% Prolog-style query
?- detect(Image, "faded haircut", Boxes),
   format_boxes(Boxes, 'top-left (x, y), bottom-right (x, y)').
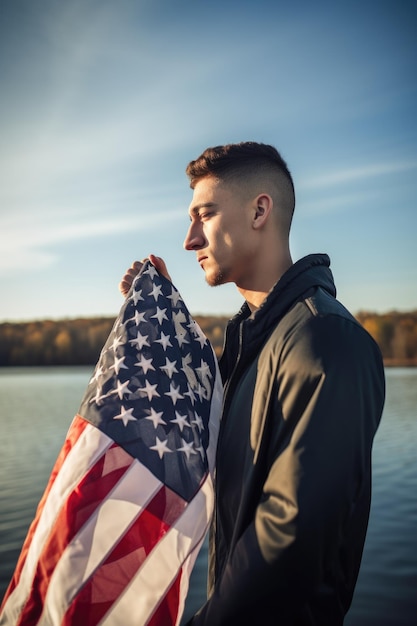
top-left (186, 142), bottom-right (293, 192)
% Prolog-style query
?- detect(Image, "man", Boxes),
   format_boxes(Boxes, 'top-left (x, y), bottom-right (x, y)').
top-left (120, 142), bottom-right (385, 625)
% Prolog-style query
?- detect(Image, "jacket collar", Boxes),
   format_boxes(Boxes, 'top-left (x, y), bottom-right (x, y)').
top-left (220, 254), bottom-right (336, 377)
top-left (236, 253), bottom-right (335, 325)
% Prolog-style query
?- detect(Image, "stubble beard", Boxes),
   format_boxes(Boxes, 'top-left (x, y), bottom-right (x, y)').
top-left (205, 266), bottom-right (227, 287)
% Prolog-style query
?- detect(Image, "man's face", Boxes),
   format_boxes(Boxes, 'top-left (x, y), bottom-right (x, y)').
top-left (183, 176), bottom-right (255, 288)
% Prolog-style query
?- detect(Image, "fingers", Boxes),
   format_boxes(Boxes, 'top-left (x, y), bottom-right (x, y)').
top-left (118, 260), bottom-right (144, 297)
top-left (148, 254), bottom-right (172, 282)
top-left (118, 256), bottom-right (172, 298)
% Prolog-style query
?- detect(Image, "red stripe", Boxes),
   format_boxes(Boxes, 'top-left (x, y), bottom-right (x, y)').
top-left (0, 415), bottom-right (89, 609)
top-left (16, 437), bottom-right (134, 626)
top-left (62, 485), bottom-right (188, 625)
top-left (147, 570), bottom-right (182, 626)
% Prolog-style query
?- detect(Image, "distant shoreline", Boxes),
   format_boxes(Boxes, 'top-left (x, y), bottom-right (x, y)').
top-left (382, 359), bottom-right (417, 368)
top-left (1, 311), bottom-right (417, 367)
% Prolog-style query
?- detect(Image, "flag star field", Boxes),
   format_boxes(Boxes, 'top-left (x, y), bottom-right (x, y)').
top-left (80, 261), bottom-right (219, 502)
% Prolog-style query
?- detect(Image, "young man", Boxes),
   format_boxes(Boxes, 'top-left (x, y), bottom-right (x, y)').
top-left (120, 142), bottom-right (385, 625)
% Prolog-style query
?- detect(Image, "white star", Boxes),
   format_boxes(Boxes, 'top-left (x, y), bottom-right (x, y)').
top-left (192, 413), bottom-right (204, 432)
top-left (197, 359), bottom-right (213, 398)
top-left (196, 359), bottom-right (212, 379)
top-left (145, 407), bottom-right (166, 428)
top-left (138, 379), bottom-right (160, 401)
top-left (113, 405), bottom-right (136, 426)
top-left (151, 307), bottom-right (168, 325)
top-left (132, 288), bottom-right (144, 305)
top-left (127, 310), bottom-right (146, 326)
top-left (184, 382), bottom-right (196, 405)
top-left (160, 357), bottom-right (178, 379)
top-left (135, 354), bottom-right (155, 374)
top-left (172, 411), bottom-right (191, 432)
top-left (173, 310), bottom-right (188, 338)
top-left (150, 436), bottom-right (172, 459)
top-left (177, 438), bottom-right (197, 460)
top-left (115, 379), bottom-right (132, 399)
top-left (110, 335), bottom-right (124, 352)
top-left (189, 320), bottom-right (207, 348)
top-left (89, 387), bottom-right (105, 405)
top-left (111, 355), bottom-right (129, 374)
top-left (155, 332), bottom-right (172, 351)
top-left (148, 283), bottom-right (163, 302)
top-left (196, 383), bottom-right (206, 402)
top-left (165, 382), bottom-right (184, 405)
top-left (167, 287), bottom-right (182, 307)
top-left (196, 445), bottom-right (205, 459)
top-left (129, 331), bottom-right (150, 350)
top-left (176, 331), bottom-right (190, 347)
top-left (145, 264), bottom-right (159, 279)
top-left (182, 353), bottom-right (198, 388)
top-left (89, 365), bottom-right (105, 384)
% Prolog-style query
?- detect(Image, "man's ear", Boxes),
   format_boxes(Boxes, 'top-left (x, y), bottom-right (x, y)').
top-left (252, 194), bottom-right (273, 229)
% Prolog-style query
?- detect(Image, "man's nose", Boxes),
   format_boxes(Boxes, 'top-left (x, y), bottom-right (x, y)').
top-left (183, 223), bottom-right (204, 250)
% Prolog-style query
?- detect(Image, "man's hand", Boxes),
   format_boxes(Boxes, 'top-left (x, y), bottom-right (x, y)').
top-left (118, 255), bottom-right (171, 298)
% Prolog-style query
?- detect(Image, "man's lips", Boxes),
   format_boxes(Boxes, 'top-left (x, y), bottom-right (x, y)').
top-left (197, 255), bottom-right (208, 267)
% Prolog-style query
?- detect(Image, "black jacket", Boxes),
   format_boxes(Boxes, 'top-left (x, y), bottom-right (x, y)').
top-left (188, 254), bottom-right (385, 625)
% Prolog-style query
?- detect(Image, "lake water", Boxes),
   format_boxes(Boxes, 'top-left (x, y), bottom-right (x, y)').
top-left (0, 366), bottom-right (416, 624)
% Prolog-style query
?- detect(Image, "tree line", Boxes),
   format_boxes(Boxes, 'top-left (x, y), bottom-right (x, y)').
top-left (355, 310), bottom-right (417, 366)
top-left (0, 316), bottom-right (229, 366)
top-left (0, 311), bottom-right (416, 367)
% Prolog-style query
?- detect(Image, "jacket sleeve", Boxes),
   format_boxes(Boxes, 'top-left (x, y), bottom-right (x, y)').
top-left (186, 313), bottom-right (385, 625)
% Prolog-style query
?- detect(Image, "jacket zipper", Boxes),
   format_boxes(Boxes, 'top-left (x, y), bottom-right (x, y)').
top-left (213, 319), bottom-right (245, 584)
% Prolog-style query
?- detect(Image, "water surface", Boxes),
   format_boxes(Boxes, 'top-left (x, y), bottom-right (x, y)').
top-left (0, 366), bottom-right (416, 624)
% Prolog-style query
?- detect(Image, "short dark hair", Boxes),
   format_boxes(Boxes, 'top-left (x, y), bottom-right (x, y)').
top-left (185, 141), bottom-right (294, 197)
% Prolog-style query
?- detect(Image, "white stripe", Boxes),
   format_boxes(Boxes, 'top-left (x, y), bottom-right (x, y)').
top-left (38, 460), bottom-right (162, 626)
top-left (0, 420), bottom-right (112, 626)
top-left (99, 474), bottom-right (215, 626)
top-left (174, 534), bottom-right (206, 626)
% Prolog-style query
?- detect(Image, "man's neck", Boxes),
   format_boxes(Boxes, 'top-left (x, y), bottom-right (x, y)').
top-left (238, 288), bottom-right (269, 313)
top-left (237, 257), bottom-right (293, 312)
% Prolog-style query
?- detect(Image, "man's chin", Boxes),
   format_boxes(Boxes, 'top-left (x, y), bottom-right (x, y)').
top-left (205, 271), bottom-right (227, 287)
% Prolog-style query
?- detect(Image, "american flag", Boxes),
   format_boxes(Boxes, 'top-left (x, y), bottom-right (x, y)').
top-left (1, 261), bottom-right (222, 626)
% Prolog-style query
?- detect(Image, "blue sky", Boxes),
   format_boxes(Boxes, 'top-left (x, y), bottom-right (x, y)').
top-left (1, 0), bottom-right (416, 322)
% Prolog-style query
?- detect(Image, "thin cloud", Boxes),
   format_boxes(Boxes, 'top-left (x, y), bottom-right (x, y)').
top-left (300, 160), bottom-right (417, 190)
top-left (0, 208), bottom-right (184, 274)
top-left (297, 190), bottom-right (381, 217)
